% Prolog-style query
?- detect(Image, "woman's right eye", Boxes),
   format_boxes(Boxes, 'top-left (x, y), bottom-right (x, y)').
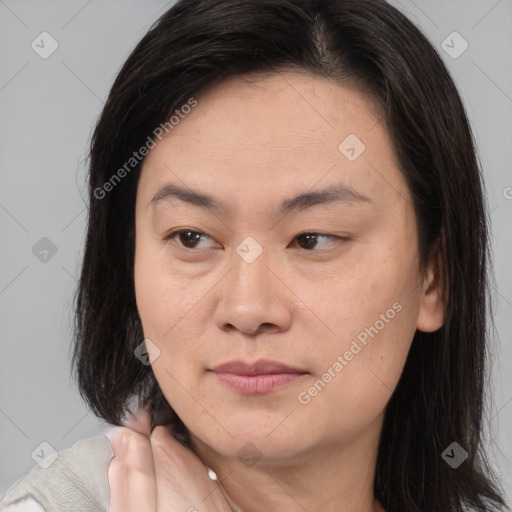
top-left (165, 229), bottom-right (220, 250)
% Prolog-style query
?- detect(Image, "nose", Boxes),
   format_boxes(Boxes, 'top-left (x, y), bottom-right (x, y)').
top-left (214, 246), bottom-right (293, 337)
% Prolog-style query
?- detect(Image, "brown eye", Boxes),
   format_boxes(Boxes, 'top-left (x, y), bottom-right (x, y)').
top-left (293, 233), bottom-right (340, 251)
top-left (178, 230), bottom-right (203, 248)
top-left (166, 229), bottom-right (218, 250)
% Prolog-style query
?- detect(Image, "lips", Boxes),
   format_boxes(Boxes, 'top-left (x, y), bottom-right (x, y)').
top-left (211, 359), bottom-right (306, 376)
top-left (210, 359), bottom-right (308, 394)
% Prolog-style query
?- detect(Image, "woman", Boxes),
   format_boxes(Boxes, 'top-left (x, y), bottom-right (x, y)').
top-left (1, 0), bottom-right (508, 510)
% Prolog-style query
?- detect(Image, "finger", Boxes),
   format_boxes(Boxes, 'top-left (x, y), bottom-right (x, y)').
top-left (107, 427), bottom-right (157, 512)
top-left (150, 425), bottom-right (232, 512)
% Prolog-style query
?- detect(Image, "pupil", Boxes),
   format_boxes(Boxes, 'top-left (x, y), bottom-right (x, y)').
top-left (180, 231), bottom-right (201, 247)
top-left (299, 234), bottom-right (317, 249)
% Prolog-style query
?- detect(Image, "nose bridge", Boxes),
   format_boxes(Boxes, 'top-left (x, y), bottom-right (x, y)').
top-left (215, 240), bottom-right (292, 335)
top-left (228, 241), bottom-right (273, 305)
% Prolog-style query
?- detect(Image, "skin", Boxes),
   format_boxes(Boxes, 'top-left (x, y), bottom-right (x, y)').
top-left (109, 70), bottom-right (445, 512)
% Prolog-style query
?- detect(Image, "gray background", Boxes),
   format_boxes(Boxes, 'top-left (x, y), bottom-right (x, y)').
top-left (1, 0), bottom-right (511, 503)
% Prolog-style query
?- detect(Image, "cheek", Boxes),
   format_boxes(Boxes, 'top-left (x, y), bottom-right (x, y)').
top-left (134, 238), bottom-right (209, 339)
top-left (295, 300), bottom-right (418, 441)
top-left (134, 243), bottom-right (216, 407)
top-left (292, 246), bottom-right (420, 352)
top-left (293, 248), bottom-right (420, 421)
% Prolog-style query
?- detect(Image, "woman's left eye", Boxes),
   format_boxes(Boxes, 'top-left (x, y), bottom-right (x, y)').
top-left (164, 229), bottom-right (343, 252)
top-left (290, 232), bottom-right (342, 251)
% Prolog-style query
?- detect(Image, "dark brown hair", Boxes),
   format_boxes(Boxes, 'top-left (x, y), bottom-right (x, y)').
top-left (72, 0), bottom-right (508, 510)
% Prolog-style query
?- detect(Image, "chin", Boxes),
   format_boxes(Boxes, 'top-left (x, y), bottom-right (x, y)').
top-left (188, 414), bottom-right (314, 465)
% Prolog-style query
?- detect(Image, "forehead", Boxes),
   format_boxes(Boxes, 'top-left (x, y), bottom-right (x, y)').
top-left (162, 71), bottom-right (382, 153)
top-left (138, 71), bottom-right (406, 210)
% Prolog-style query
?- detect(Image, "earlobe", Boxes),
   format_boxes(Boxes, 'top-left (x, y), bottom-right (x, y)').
top-left (416, 242), bottom-right (446, 333)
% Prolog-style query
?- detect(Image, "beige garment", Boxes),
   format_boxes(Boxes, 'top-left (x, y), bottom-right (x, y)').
top-left (0, 435), bottom-right (114, 512)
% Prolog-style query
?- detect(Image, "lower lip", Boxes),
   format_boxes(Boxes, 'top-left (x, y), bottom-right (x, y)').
top-left (212, 372), bottom-right (306, 394)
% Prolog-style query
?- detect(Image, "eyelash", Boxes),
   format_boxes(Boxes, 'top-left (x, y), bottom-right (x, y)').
top-left (164, 228), bottom-right (347, 252)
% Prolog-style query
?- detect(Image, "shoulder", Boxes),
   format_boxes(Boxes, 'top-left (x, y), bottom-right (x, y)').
top-left (0, 435), bottom-right (114, 512)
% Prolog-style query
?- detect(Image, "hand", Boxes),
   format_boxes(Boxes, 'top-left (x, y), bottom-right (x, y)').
top-left (107, 406), bottom-right (234, 512)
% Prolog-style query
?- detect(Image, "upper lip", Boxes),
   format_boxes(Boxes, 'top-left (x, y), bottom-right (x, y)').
top-left (211, 359), bottom-right (306, 376)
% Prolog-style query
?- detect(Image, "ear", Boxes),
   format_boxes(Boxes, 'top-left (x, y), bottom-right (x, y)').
top-left (416, 238), bottom-right (446, 333)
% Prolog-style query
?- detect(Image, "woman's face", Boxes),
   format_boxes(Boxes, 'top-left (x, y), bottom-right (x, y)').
top-left (134, 71), bottom-right (444, 464)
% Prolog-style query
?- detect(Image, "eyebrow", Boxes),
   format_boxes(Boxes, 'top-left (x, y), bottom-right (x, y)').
top-left (150, 182), bottom-right (372, 214)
